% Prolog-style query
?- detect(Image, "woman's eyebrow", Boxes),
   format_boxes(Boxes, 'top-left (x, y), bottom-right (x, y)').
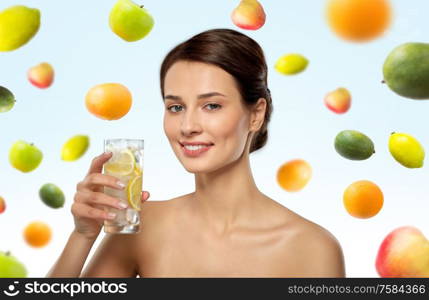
top-left (164, 92), bottom-right (226, 102)
top-left (197, 92), bottom-right (226, 99)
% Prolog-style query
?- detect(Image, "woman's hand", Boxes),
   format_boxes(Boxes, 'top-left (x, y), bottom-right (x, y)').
top-left (71, 152), bottom-right (150, 240)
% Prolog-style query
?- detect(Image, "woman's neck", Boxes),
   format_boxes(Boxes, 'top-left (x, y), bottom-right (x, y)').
top-left (190, 151), bottom-right (265, 237)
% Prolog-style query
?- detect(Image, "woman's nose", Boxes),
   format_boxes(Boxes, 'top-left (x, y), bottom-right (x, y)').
top-left (181, 109), bottom-right (202, 136)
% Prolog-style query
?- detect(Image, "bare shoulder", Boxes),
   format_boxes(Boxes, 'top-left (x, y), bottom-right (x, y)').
top-left (140, 194), bottom-right (190, 220)
top-left (269, 199), bottom-right (346, 277)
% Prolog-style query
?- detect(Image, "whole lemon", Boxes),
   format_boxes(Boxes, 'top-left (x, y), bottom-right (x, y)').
top-left (275, 54), bottom-right (308, 75)
top-left (61, 135), bottom-right (89, 161)
top-left (388, 132), bottom-right (425, 168)
top-left (0, 5), bottom-right (40, 52)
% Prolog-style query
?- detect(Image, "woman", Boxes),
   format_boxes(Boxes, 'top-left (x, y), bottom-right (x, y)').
top-left (47, 28), bottom-right (345, 277)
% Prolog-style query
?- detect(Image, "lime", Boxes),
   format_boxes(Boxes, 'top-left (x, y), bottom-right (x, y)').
top-left (61, 135), bottom-right (89, 161)
top-left (0, 86), bottom-right (16, 113)
top-left (388, 132), bottom-right (425, 168)
top-left (127, 175), bottom-right (142, 211)
top-left (335, 130), bottom-right (375, 160)
top-left (275, 53), bottom-right (308, 75)
top-left (104, 148), bottom-right (135, 176)
top-left (39, 183), bottom-right (65, 208)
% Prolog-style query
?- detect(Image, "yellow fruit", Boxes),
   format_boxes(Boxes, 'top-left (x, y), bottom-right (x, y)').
top-left (275, 54), bottom-right (308, 75)
top-left (104, 148), bottom-right (135, 175)
top-left (134, 165), bottom-right (142, 176)
top-left (61, 135), bottom-right (90, 161)
top-left (127, 175), bottom-right (142, 211)
top-left (0, 5), bottom-right (40, 52)
top-left (388, 132), bottom-right (425, 168)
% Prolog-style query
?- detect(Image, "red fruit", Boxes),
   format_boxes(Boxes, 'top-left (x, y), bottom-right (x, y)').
top-left (28, 62), bottom-right (54, 88)
top-left (0, 196), bottom-right (6, 214)
top-left (324, 87), bottom-right (351, 114)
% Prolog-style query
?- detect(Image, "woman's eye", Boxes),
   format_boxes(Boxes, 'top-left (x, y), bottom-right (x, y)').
top-left (205, 103), bottom-right (221, 110)
top-left (167, 105), bottom-right (183, 113)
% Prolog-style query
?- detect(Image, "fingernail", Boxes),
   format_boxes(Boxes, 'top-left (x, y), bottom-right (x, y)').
top-left (107, 212), bottom-right (116, 219)
top-left (118, 202), bottom-right (128, 209)
top-left (117, 181), bottom-right (126, 189)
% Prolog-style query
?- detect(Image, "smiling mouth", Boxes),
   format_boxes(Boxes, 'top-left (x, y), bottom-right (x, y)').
top-left (179, 142), bottom-right (214, 157)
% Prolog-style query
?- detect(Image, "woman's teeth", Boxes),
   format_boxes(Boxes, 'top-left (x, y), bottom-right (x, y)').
top-left (184, 145), bottom-right (210, 150)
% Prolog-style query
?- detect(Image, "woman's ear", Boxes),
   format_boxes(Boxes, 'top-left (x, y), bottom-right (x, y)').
top-left (249, 98), bottom-right (267, 132)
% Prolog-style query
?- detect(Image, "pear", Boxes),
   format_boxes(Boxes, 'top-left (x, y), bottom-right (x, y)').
top-left (231, 0), bottom-right (266, 30)
top-left (383, 43), bottom-right (429, 100)
top-left (0, 5), bottom-right (40, 52)
top-left (109, 0), bottom-right (154, 42)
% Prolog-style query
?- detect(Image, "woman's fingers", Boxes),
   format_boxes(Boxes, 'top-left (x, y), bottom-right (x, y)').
top-left (74, 190), bottom-right (127, 210)
top-left (141, 191), bottom-right (150, 202)
top-left (86, 152), bottom-right (113, 175)
top-left (79, 173), bottom-right (125, 191)
top-left (71, 202), bottom-right (115, 221)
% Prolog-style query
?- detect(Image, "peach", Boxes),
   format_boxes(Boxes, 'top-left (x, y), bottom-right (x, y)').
top-left (324, 87), bottom-right (351, 114)
top-left (231, 0), bottom-right (266, 30)
top-left (376, 226), bottom-right (429, 277)
top-left (28, 62), bottom-right (54, 89)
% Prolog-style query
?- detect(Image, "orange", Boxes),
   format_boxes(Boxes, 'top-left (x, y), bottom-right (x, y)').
top-left (326, 0), bottom-right (392, 42)
top-left (23, 221), bottom-right (52, 248)
top-left (276, 159), bottom-right (312, 192)
top-left (85, 83), bottom-right (132, 120)
top-left (343, 180), bottom-right (383, 218)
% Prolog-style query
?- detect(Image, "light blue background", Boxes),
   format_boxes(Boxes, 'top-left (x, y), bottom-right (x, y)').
top-left (1, 0), bottom-right (428, 277)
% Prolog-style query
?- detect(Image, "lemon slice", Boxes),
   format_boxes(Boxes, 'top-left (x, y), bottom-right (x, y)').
top-left (134, 164), bottom-right (142, 176)
top-left (104, 148), bottom-right (135, 176)
top-left (127, 175), bottom-right (142, 211)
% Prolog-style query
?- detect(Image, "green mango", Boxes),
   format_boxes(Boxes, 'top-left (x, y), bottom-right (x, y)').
top-left (0, 5), bottom-right (40, 52)
top-left (383, 42), bottom-right (429, 100)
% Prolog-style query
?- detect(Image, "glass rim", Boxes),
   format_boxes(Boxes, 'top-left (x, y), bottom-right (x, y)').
top-left (104, 138), bottom-right (144, 143)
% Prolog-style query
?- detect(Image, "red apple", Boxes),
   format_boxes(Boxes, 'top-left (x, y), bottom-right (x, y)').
top-left (231, 0), bottom-right (266, 30)
top-left (27, 62), bottom-right (54, 88)
top-left (376, 226), bottom-right (429, 277)
top-left (324, 87), bottom-right (351, 114)
top-left (0, 196), bottom-right (5, 214)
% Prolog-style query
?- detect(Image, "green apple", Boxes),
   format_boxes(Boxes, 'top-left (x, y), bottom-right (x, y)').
top-left (0, 251), bottom-right (27, 277)
top-left (9, 140), bottom-right (43, 173)
top-left (0, 86), bottom-right (16, 113)
top-left (109, 0), bottom-right (154, 42)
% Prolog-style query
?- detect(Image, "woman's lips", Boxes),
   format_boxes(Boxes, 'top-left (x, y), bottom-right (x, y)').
top-left (180, 143), bottom-right (213, 157)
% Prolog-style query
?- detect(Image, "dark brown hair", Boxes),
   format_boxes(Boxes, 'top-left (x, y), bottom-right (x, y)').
top-left (160, 28), bottom-right (272, 153)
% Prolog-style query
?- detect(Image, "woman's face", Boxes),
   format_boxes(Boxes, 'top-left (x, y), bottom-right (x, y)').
top-left (163, 60), bottom-right (252, 174)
